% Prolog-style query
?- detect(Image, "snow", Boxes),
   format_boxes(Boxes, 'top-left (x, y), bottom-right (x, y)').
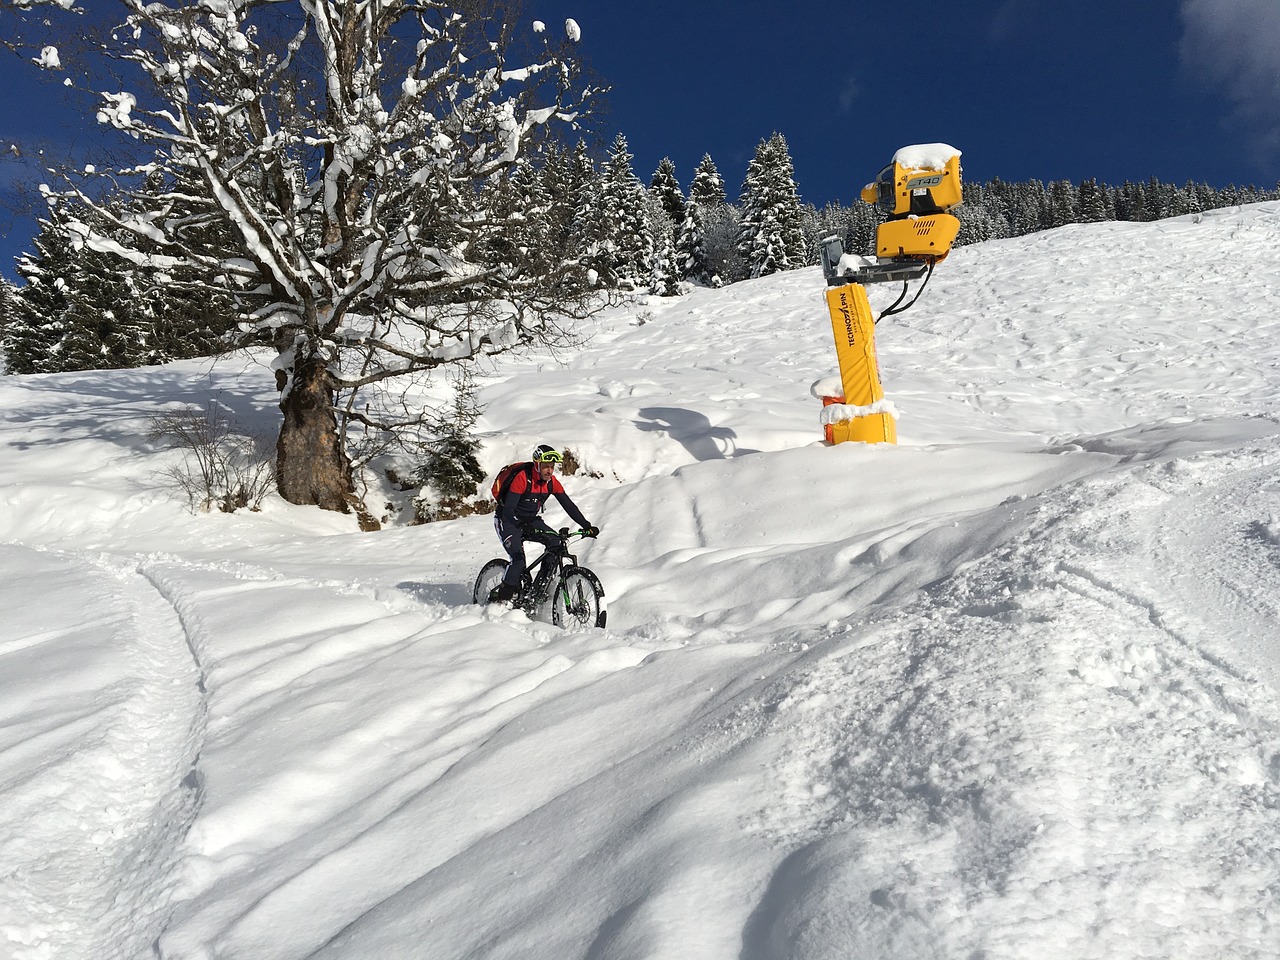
top-left (834, 251), bottom-right (874, 276)
top-left (819, 398), bottom-right (900, 424)
top-left (810, 375), bottom-right (844, 398)
top-left (565, 18), bottom-right (581, 42)
top-left (4, 204), bottom-right (1280, 959)
top-left (95, 91), bottom-right (137, 129)
top-left (33, 45), bottom-right (60, 70)
top-left (893, 142), bottom-right (962, 170)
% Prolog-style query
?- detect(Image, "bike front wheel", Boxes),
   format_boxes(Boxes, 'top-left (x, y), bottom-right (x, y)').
top-left (551, 566), bottom-right (607, 629)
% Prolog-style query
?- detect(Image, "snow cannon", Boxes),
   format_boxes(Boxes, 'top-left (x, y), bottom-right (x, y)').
top-left (864, 144), bottom-right (962, 265)
top-left (816, 143), bottom-right (962, 446)
top-left (823, 143), bottom-right (963, 287)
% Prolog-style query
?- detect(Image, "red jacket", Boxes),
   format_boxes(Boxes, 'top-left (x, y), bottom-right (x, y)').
top-left (501, 468), bottom-right (590, 529)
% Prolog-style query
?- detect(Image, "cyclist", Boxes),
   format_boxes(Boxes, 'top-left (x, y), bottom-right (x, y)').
top-left (490, 443), bottom-right (599, 604)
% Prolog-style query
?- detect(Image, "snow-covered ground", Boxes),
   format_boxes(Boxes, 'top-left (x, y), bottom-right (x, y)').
top-left (3, 204), bottom-right (1280, 960)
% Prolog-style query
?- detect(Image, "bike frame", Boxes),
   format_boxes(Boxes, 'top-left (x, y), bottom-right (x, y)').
top-left (521, 530), bottom-right (588, 608)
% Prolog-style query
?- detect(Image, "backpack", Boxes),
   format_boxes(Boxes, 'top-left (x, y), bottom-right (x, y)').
top-left (491, 461), bottom-right (534, 503)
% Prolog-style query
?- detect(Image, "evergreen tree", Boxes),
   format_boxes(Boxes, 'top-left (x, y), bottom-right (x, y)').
top-left (1144, 176), bottom-right (1171, 221)
top-left (675, 201), bottom-right (713, 286)
top-left (690, 154), bottom-right (727, 208)
top-left (488, 161), bottom-right (540, 262)
top-left (1170, 180), bottom-right (1203, 217)
top-left (1047, 179), bottom-right (1078, 228)
top-left (562, 141), bottom-right (602, 284)
top-left (538, 143), bottom-right (595, 290)
top-left (8, 208), bottom-right (77, 374)
top-left (405, 374), bottom-right (486, 522)
top-left (686, 152), bottom-right (734, 282)
top-left (737, 133), bottom-right (807, 279)
top-left (0, 277), bottom-right (15, 374)
top-left (803, 203), bottom-right (842, 267)
top-left (1078, 178), bottom-right (1107, 223)
top-left (1192, 181), bottom-right (1216, 213)
top-left (1100, 184), bottom-right (1117, 221)
top-left (1115, 180), bottom-right (1145, 221)
top-left (1016, 183), bottom-right (1042, 233)
top-left (844, 200), bottom-right (879, 255)
top-left (649, 157), bottom-right (686, 227)
top-left (591, 134), bottom-right (653, 290)
top-left (956, 202), bottom-right (996, 244)
top-left (649, 229), bottom-right (682, 297)
top-left (6, 191), bottom-right (238, 374)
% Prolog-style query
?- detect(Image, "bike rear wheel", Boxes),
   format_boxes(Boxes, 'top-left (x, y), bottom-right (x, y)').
top-left (474, 559), bottom-right (534, 606)
top-left (473, 559), bottom-right (510, 604)
top-left (551, 566), bottom-right (606, 629)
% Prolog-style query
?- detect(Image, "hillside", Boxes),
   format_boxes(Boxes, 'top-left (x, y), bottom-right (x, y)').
top-left (2, 203), bottom-right (1280, 959)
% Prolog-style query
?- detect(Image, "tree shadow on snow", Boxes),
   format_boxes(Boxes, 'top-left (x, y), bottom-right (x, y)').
top-left (3, 354), bottom-right (279, 454)
top-left (634, 406), bottom-right (758, 461)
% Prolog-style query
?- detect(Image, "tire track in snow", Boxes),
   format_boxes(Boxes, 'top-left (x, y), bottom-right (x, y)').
top-left (113, 553), bottom-right (664, 959)
top-left (0, 547), bottom-right (206, 960)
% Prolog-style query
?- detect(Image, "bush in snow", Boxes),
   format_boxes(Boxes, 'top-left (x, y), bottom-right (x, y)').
top-left (148, 401), bottom-right (275, 514)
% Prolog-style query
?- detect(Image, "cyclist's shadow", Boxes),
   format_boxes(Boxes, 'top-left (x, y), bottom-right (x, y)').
top-left (635, 406), bottom-right (759, 460)
top-left (395, 581), bottom-right (473, 606)
top-left (392, 541), bottom-right (563, 608)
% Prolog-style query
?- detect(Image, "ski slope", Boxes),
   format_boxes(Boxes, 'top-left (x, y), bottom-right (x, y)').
top-left (2, 203), bottom-right (1280, 959)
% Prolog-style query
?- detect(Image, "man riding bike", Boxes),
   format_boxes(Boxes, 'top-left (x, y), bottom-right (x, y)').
top-left (490, 443), bottom-right (599, 605)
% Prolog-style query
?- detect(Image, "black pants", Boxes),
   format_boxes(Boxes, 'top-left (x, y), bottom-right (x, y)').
top-left (495, 515), bottom-right (560, 587)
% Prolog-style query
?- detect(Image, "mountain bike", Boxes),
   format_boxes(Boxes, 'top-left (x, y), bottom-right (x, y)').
top-left (472, 528), bottom-right (607, 629)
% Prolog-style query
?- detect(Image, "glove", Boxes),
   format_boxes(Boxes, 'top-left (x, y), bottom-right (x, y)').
top-left (583, 524), bottom-right (600, 539)
top-left (518, 521), bottom-right (536, 537)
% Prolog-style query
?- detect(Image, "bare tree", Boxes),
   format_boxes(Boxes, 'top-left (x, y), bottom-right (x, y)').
top-left (3, 0), bottom-right (603, 513)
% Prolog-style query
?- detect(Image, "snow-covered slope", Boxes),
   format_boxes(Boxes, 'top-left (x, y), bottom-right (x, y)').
top-left (3, 203), bottom-right (1280, 960)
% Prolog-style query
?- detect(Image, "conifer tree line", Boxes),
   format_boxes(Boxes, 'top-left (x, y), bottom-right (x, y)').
top-left (953, 175), bottom-right (1280, 243)
top-left (0, 195), bottom-right (237, 375)
top-left (3, 128), bottom-right (1278, 377)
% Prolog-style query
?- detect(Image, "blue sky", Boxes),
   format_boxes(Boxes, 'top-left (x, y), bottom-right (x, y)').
top-left (2, 0), bottom-right (1279, 281)
top-left (538, 0), bottom-right (1280, 199)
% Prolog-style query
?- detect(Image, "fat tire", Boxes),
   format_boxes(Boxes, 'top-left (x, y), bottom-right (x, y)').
top-left (473, 559), bottom-right (510, 605)
top-left (551, 566), bottom-right (607, 629)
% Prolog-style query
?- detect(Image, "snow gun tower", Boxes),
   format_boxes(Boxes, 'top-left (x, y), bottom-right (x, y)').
top-left (816, 143), bottom-right (962, 444)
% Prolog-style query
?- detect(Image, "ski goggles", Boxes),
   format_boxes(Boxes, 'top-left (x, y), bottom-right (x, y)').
top-left (534, 450), bottom-right (563, 463)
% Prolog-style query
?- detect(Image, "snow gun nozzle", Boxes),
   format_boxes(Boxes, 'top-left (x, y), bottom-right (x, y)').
top-left (823, 144), bottom-right (964, 287)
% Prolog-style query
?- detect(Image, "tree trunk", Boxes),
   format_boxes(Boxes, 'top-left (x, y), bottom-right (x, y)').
top-left (276, 354), bottom-right (354, 511)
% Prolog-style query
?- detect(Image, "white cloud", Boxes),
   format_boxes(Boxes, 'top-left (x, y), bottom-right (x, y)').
top-left (1180, 0), bottom-right (1280, 168)
top-left (986, 0), bottom-right (1042, 43)
top-left (837, 76), bottom-right (860, 113)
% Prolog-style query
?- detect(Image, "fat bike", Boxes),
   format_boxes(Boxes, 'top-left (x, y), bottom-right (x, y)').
top-left (473, 528), bottom-right (606, 629)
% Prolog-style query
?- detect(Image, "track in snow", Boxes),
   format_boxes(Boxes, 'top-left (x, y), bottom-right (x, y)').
top-left (0, 547), bottom-right (206, 960)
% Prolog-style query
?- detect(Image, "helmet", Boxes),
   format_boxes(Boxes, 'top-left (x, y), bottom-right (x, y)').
top-left (532, 443), bottom-right (563, 463)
